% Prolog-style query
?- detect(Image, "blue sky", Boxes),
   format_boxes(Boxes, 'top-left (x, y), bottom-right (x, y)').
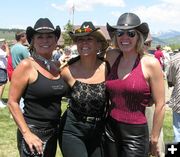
top-left (0, 0), bottom-right (179, 33)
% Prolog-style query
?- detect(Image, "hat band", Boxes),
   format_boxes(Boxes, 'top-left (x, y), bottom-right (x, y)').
top-left (35, 27), bottom-right (55, 31)
top-left (75, 27), bottom-right (92, 33)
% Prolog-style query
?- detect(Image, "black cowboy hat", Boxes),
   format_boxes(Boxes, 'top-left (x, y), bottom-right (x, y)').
top-left (26, 18), bottom-right (61, 44)
top-left (107, 13), bottom-right (149, 40)
top-left (69, 21), bottom-right (109, 51)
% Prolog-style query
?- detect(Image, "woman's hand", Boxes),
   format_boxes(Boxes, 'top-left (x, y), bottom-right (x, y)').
top-left (23, 131), bottom-right (44, 155)
top-left (149, 140), bottom-right (160, 157)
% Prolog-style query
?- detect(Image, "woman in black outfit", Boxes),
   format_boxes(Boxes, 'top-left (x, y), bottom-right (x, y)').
top-left (8, 18), bottom-right (69, 157)
top-left (60, 21), bottom-right (109, 157)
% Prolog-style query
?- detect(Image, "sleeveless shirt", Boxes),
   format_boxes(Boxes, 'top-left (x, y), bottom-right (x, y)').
top-left (69, 80), bottom-right (107, 117)
top-left (23, 71), bottom-right (69, 126)
top-left (106, 54), bottom-right (151, 124)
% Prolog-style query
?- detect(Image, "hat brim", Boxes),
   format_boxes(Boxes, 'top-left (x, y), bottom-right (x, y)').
top-left (69, 28), bottom-right (109, 51)
top-left (26, 26), bottom-right (61, 44)
top-left (107, 22), bottom-right (149, 40)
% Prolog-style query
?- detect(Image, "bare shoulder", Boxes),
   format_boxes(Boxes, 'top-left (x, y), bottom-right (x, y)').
top-left (141, 54), bottom-right (163, 79)
top-left (141, 54), bottom-right (159, 68)
top-left (15, 57), bottom-right (33, 72)
top-left (11, 57), bottom-right (35, 83)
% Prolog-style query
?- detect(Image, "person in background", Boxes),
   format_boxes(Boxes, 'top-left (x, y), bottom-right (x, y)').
top-left (0, 39), bottom-right (9, 108)
top-left (11, 31), bottom-right (30, 69)
top-left (60, 21), bottom-right (109, 157)
top-left (167, 51), bottom-right (180, 142)
top-left (144, 33), bottom-right (165, 157)
top-left (154, 45), bottom-right (164, 70)
top-left (105, 12), bottom-right (165, 157)
top-left (8, 18), bottom-right (69, 157)
top-left (162, 46), bottom-right (172, 77)
top-left (52, 45), bottom-right (63, 62)
top-left (59, 45), bottom-right (72, 64)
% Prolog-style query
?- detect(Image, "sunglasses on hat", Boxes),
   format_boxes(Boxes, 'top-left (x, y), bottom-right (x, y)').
top-left (115, 29), bottom-right (136, 38)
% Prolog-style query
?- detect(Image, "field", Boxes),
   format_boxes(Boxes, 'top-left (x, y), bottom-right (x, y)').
top-left (0, 30), bottom-right (15, 42)
top-left (0, 82), bottom-right (174, 157)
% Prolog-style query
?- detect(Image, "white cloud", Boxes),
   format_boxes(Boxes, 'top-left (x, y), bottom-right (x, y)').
top-left (132, 1), bottom-right (180, 32)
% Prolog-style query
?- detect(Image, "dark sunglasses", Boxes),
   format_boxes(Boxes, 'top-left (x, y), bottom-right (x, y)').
top-left (115, 30), bottom-right (136, 38)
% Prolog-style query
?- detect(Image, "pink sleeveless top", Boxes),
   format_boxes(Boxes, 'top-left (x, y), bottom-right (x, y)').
top-left (106, 54), bottom-right (151, 124)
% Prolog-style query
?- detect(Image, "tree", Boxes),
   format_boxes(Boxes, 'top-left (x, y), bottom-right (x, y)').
top-left (62, 20), bottom-right (74, 46)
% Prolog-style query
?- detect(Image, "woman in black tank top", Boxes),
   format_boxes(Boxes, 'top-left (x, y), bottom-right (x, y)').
top-left (59, 21), bottom-right (109, 157)
top-left (8, 18), bottom-right (70, 157)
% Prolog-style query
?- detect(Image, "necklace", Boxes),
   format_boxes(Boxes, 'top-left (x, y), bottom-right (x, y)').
top-left (32, 53), bottom-right (53, 71)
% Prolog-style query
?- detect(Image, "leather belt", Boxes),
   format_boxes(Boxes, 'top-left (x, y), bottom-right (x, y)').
top-left (69, 108), bottom-right (102, 123)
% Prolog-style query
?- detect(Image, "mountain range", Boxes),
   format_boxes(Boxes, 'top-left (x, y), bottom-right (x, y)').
top-left (152, 30), bottom-right (180, 47)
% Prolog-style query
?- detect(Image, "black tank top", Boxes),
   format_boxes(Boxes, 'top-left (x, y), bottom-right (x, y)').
top-left (23, 71), bottom-right (70, 126)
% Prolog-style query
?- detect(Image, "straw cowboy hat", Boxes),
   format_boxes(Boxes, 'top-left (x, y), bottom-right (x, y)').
top-left (26, 18), bottom-right (61, 44)
top-left (107, 12), bottom-right (149, 40)
top-left (69, 21), bottom-right (109, 51)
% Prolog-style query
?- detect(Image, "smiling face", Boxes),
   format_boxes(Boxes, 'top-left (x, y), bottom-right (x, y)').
top-left (115, 29), bottom-right (138, 53)
top-left (76, 35), bottom-right (100, 56)
top-left (33, 33), bottom-right (57, 58)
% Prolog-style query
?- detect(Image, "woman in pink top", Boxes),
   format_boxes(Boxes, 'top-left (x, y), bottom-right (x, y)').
top-left (104, 13), bottom-right (165, 157)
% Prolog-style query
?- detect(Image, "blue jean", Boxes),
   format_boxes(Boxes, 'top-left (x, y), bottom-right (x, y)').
top-left (173, 111), bottom-right (180, 142)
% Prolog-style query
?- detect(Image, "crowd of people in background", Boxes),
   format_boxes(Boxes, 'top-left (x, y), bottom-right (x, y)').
top-left (0, 12), bottom-right (180, 157)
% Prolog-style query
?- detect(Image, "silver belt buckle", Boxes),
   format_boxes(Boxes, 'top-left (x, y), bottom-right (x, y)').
top-left (86, 116), bottom-right (95, 122)
top-left (86, 116), bottom-right (101, 122)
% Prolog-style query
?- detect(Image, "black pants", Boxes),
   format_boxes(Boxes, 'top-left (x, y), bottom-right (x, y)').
top-left (60, 109), bottom-right (104, 157)
top-left (103, 116), bottom-right (149, 157)
top-left (17, 125), bottom-right (58, 157)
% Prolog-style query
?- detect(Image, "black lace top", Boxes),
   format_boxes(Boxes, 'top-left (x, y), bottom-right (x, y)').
top-left (69, 80), bottom-right (107, 117)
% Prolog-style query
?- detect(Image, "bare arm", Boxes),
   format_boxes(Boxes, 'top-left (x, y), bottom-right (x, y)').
top-left (60, 65), bottom-right (75, 87)
top-left (143, 56), bottom-right (165, 156)
top-left (8, 59), bottom-right (31, 134)
top-left (7, 59), bottom-right (43, 154)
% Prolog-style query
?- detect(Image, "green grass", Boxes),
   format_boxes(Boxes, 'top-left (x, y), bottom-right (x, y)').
top-left (0, 82), bottom-right (174, 156)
